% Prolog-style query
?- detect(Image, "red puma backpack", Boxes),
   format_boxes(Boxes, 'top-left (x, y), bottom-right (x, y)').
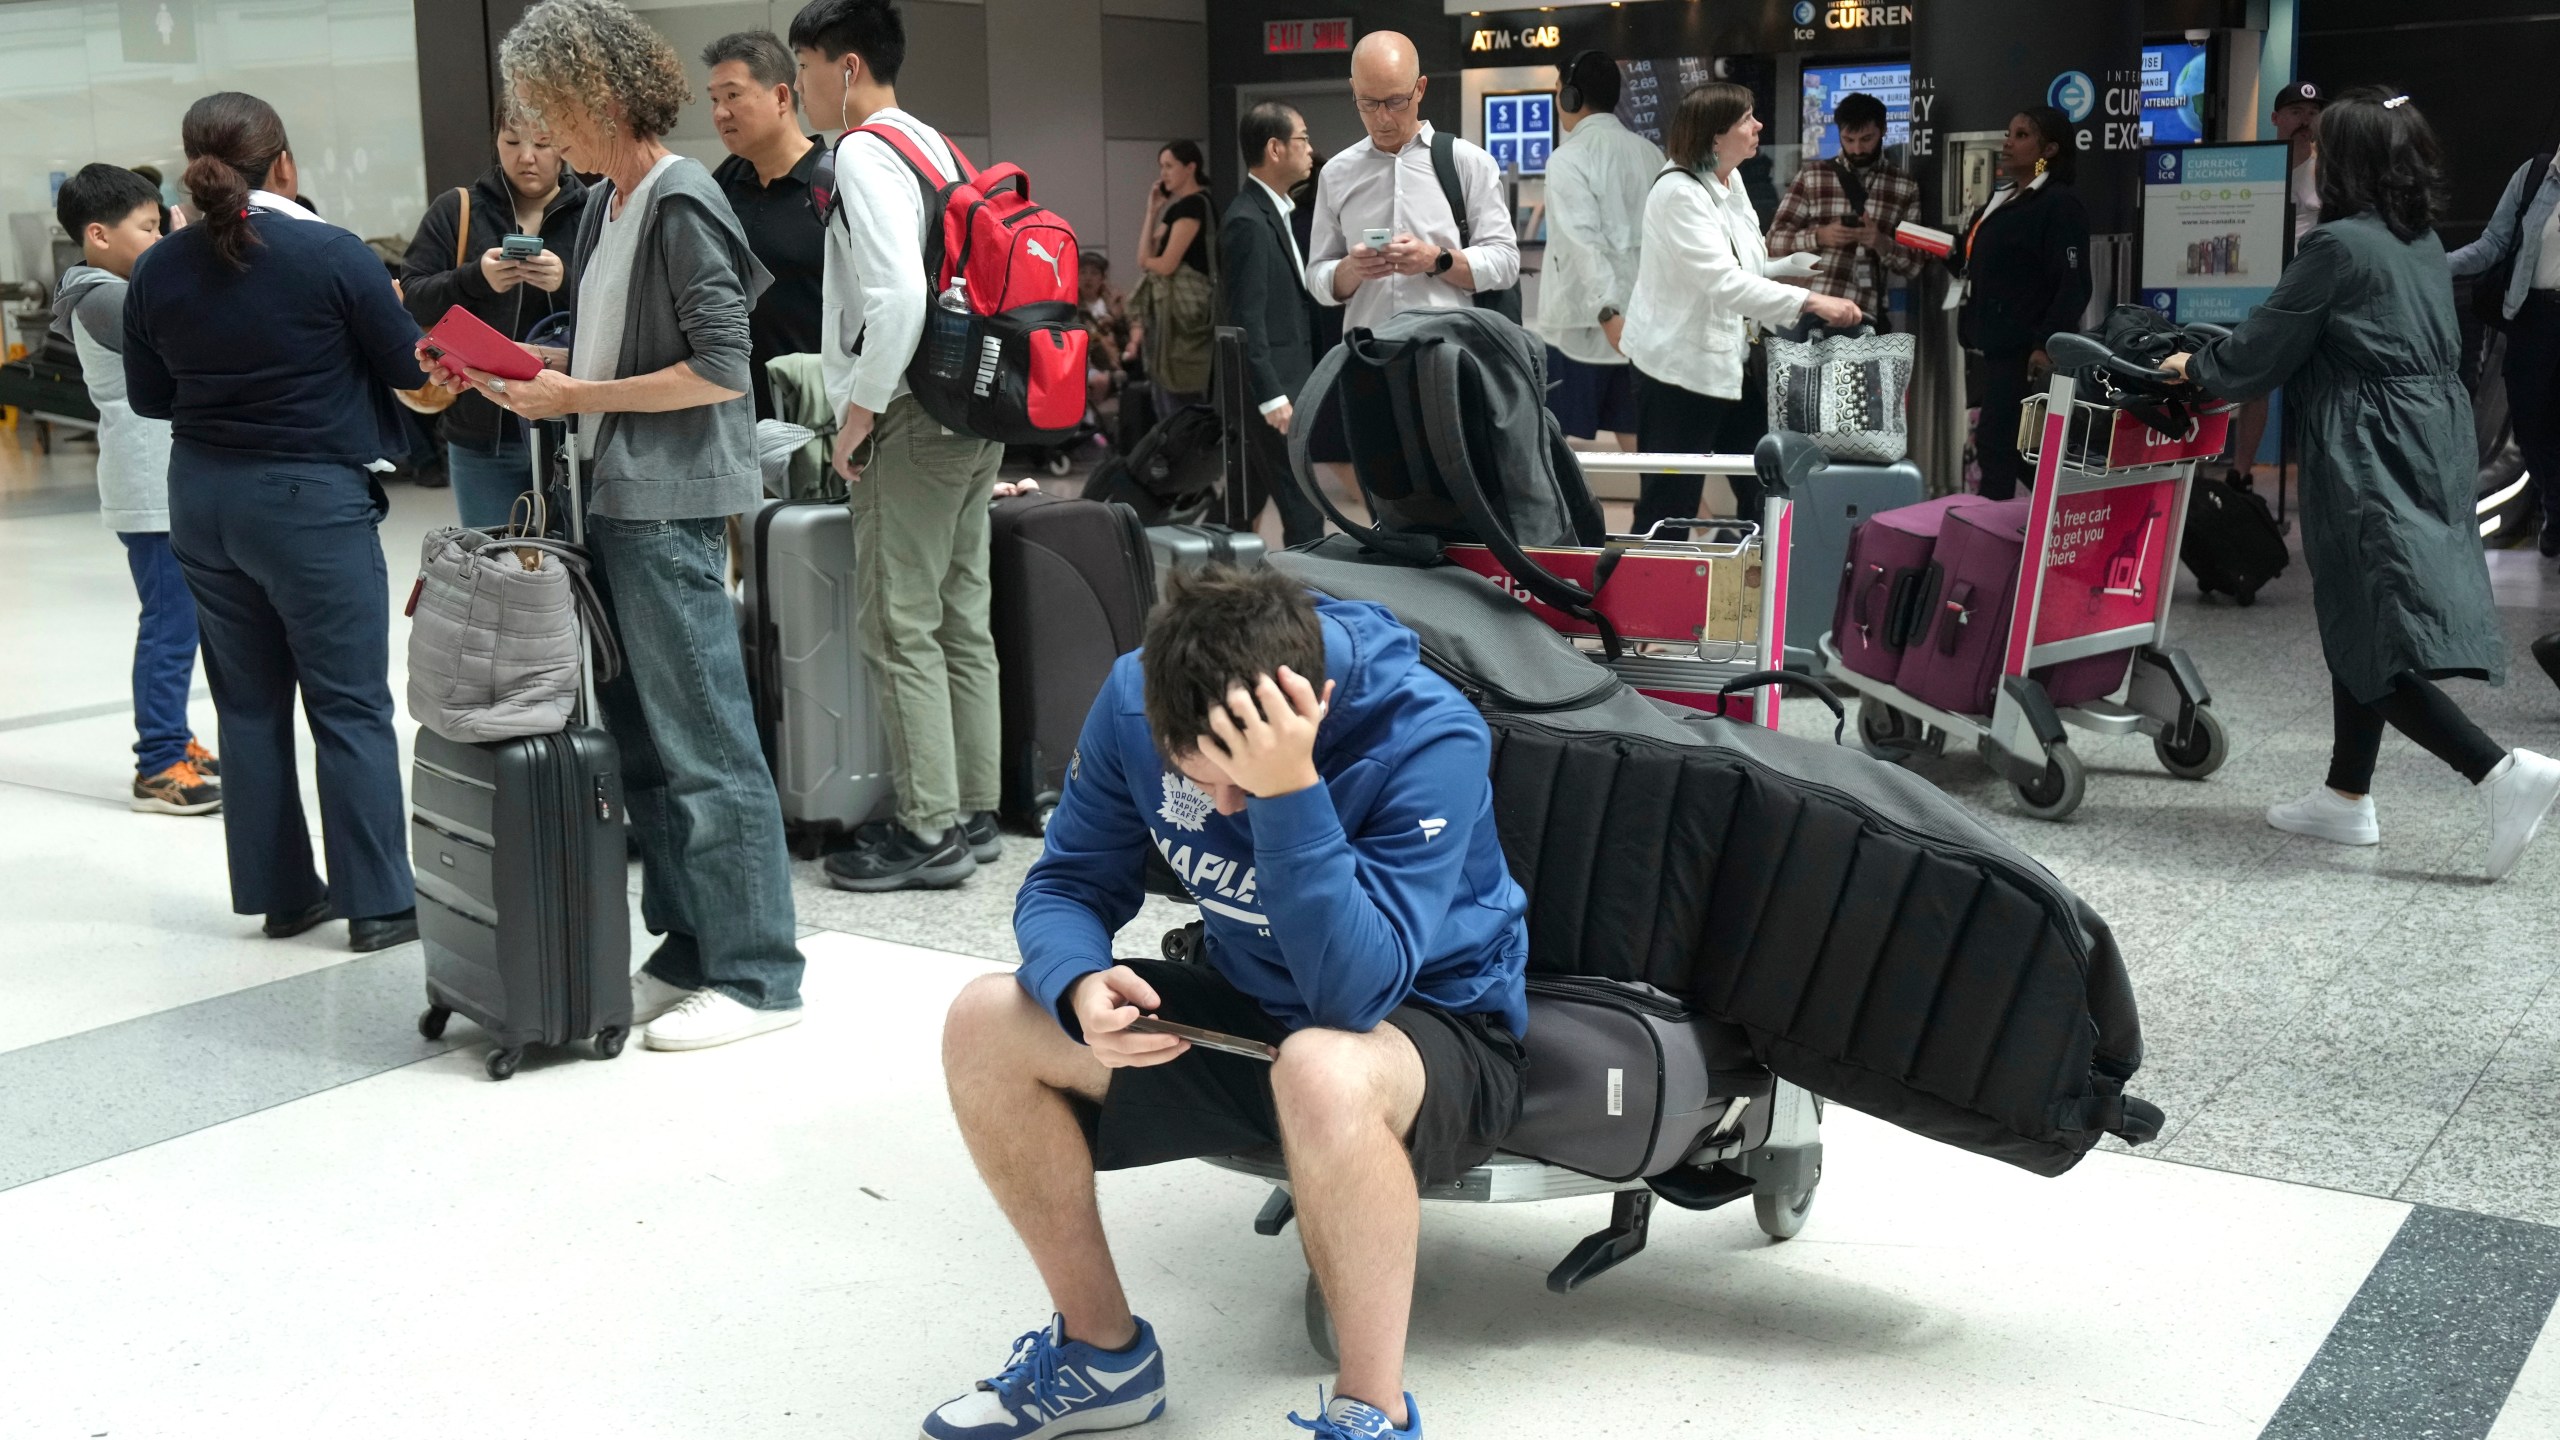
top-left (854, 123), bottom-right (1088, 445)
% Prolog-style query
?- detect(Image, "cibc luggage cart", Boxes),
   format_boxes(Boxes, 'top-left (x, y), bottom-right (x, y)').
top-left (1816, 335), bottom-right (2233, 820)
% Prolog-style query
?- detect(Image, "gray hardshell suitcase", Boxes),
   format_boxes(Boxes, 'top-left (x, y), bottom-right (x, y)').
top-left (741, 498), bottom-right (898, 853)
top-left (1761, 432), bottom-right (1925, 670)
top-left (414, 418), bottom-right (634, 1081)
top-left (1146, 522), bottom-right (1266, 594)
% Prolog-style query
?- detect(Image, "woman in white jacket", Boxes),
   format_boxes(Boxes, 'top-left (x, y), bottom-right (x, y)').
top-left (1622, 82), bottom-right (1860, 534)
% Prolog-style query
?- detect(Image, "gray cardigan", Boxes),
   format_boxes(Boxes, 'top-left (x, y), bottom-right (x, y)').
top-left (567, 157), bottom-right (773, 520)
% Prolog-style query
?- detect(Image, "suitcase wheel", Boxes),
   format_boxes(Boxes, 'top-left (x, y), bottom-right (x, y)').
top-left (2232, 584), bottom-right (2258, 607)
top-left (1754, 1181), bottom-right (1818, 1241)
top-left (486, 1048), bottom-right (524, 1082)
top-left (418, 1005), bottom-right (451, 1041)
top-left (595, 1026), bottom-right (628, 1060)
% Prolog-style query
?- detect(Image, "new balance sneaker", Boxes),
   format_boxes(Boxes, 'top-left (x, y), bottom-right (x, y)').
top-left (1288, 1391), bottom-right (1421, 1439)
top-left (963, 810), bottom-right (1003, 864)
top-left (132, 759), bottom-right (220, 816)
top-left (630, 971), bottom-right (697, 1026)
top-left (921, 1314), bottom-right (1165, 1439)
top-left (185, 738), bottom-right (220, 777)
top-left (2481, 748), bottom-right (2560, 881)
top-left (2266, 786), bottom-right (2379, 846)
top-left (822, 823), bottom-right (976, 892)
top-left (641, 988), bottom-right (802, 1052)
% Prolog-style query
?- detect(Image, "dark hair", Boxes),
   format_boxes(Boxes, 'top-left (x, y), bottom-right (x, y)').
top-left (1160, 138), bottom-right (1207, 187)
top-left (1238, 101), bottom-right (1301, 173)
top-left (55, 163), bottom-right (162, 244)
top-left (181, 92), bottom-right (289, 270)
top-left (2014, 106), bottom-right (2077, 185)
top-left (703, 30), bottom-right (795, 93)
top-left (1664, 81), bottom-right (1754, 170)
top-left (1834, 92), bottom-right (1888, 135)
top-left (1141, 565), bottom-right (1327, 759)
top-left (787, 0), bottom-right (905, 85)
top-left (2316, 87), bottom-right (2445, 243)
top-left (1567, 51), bottom-right (1621, 114)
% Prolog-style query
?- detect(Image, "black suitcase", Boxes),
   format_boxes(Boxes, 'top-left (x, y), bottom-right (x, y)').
top-left (989, 492), bottom-right (1154, 832)
top-left (412, 419), bottom-right (634, 1081)
top-left (2180, 473), bottom-right (2288, 606)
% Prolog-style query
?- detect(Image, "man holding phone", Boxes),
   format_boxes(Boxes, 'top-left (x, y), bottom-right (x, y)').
top-left (931, 564), bottom-right (1529, 1440)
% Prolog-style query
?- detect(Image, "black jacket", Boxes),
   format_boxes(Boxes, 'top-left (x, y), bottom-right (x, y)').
top-left (400, 165), bottom-right (588, 450)
top-left (1221, 179), bottom-right (1317, 409)
top-left (1950, 180), bottom-right (2091, 357)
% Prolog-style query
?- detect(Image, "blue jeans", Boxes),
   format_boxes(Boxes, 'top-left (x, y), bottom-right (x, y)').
top-left (168, 443), bottom-right (412, 919)
top-left (587, 514), bottom-right (804, 1010)
top-left (119, 531), bottom-right (201, 776)
top-left (447, 440), bottom-right (531, 530)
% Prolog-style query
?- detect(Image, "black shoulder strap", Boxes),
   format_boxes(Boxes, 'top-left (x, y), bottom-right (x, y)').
top-left (1429, 130), bottom-right (1471, 247)
top-left (1832, 157), bottom-right (1870, 219)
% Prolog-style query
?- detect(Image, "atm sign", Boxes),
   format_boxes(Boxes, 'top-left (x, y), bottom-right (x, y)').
top-left (1265, 18), bottom-right (1353, 55)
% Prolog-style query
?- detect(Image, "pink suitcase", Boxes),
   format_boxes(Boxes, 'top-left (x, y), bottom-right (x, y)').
top-left (1831, 494), bottom-right (1991, 685)
top-left (1898, 499), bottom-right (2132, 717)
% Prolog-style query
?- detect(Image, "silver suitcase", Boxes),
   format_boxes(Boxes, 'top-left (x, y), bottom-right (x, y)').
top-left (740, 498), bottom-right (897, 851)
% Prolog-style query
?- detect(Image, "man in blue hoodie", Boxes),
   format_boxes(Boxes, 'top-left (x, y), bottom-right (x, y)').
top-left (931, 564), bottom-right (1528, 1440)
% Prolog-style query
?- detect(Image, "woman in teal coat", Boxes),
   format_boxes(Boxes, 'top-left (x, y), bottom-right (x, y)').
top-left (2168, 89), bottom-right (2560, 880)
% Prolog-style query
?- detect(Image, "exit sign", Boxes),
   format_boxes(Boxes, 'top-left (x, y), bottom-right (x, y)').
top-left (1265, 18), bottom-right (1352, 55)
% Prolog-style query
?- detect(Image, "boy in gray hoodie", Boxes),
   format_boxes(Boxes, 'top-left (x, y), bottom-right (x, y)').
top-left (52, 163), bottom-right (220, 815)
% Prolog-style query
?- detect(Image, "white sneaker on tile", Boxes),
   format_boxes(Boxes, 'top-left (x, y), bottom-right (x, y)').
top-left (641, 988), bottom-right (803, 1052)
top-left (2266, 786), bottom-right (2379, 846)
top-left (630, 971), bottom-right (697, 1026)
top-left (2481, 749), bottom-right (2560, 881)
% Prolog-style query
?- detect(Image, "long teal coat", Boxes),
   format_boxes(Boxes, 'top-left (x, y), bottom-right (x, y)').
top-left (2188, 213), bottom-right (2505, 702)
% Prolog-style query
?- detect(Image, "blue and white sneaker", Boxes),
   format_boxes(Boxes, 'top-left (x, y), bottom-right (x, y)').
top-left (920, 1314), bottom-right (1166, 1439)
top-left (1287, 1390), bottom-right (1421, 1438)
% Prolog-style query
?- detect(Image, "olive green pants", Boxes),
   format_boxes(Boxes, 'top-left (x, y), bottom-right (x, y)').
top-left (848, 394), bottom-right (1003, 837)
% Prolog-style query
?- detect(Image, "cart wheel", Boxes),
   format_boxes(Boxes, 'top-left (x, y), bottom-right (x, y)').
top-left (417, 1005), bottom-right (451, 1041)
top-left (594, 1026), bottom-right (627, 1059)
top-left (1303, 1271), bottom-right (1339, 1364)
top-left (2010, 743), bottom-right (2087, 822)
top-left (1045, 452), bottom-right (1072, 477)
top-left (1915, 726), bottom-right (1949, 759)
top-left (2233, 584), bottom-right (2259, 608)
top-left (2154, 707), bottom-right (2229, 781)
top-left (1856, 699), bottom-right (1915, 760)
top-left (485, 1048), bottom-right (522, 1082)
top-left (1754, 1183), bottom-right (1817, 1242)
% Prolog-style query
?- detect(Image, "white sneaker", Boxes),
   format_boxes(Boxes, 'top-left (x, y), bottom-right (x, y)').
top-left (2481, 749), bottom-right (2560, 881)
top-left (630, 971), bottom-right (697, 1026)
top-left (641, 988), bottom-right (803, 1052)
top-left (2267, 786), bottom-right (2379, 846)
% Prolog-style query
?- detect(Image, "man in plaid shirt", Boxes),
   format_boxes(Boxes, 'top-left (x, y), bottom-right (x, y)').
top-left (1769, 92), bottom-right (1920, 327)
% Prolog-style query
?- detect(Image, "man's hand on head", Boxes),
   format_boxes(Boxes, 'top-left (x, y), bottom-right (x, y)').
top-left (1195, 667), bottom-right (1332, 799)
top-left (1072, 967), bottom-right (1190, 1069)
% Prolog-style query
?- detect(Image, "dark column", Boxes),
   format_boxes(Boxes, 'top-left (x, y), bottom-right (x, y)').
top-left (1908, 0), bottom-right (2144, 232)
top-left (413, 0), bottom-right (540, 202)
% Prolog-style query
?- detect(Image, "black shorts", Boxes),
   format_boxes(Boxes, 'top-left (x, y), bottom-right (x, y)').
top-left (1076, 959), bottom-right (1527, 1191)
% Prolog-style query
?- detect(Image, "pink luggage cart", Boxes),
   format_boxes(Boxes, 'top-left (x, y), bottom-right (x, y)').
top-left (1816, 341), bottom-right (2234, 820)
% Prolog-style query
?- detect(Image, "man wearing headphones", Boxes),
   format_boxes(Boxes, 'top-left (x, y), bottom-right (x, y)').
top-left (1535, 49), bottom-right (1659, 450)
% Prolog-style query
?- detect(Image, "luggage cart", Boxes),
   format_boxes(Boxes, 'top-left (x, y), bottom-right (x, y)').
top-left (1445, 450), bottom-right (1796, 730)
top-left (1817, 356), bottom-right (2231, 820)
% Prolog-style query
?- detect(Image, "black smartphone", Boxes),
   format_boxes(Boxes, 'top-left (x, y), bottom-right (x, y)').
top-left (1125, 1015), bottom-right (1277, 1062)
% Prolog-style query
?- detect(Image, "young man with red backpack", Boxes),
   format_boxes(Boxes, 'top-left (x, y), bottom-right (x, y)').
top-left (791, 0), bottom-right (1012, 890)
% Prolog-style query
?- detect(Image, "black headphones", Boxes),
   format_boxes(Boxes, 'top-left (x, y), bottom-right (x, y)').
top-left (1557, 49), bottom-right (1605, 116)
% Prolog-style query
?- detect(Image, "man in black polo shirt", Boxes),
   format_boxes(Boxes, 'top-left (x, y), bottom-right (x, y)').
top-left (705, 30), bottom-right (824, 420)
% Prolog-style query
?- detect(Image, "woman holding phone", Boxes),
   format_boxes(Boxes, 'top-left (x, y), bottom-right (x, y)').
top-left (400, 109), bottom-right (588, 528)
top-left (1132, 139), bottom-right (1216, 413)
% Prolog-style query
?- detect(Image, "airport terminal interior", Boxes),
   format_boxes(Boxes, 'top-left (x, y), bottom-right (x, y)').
top-left (7, 1), bottom-right (2560, 1437)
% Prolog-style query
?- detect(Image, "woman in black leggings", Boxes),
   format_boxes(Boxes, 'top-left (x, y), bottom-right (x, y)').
top-left (2169, 89), bottom-right (2560, 880)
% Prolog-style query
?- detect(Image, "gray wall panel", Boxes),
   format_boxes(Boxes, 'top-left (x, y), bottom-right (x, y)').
top-left (1100, 16), bottom-right (1208, 144)
top-left (986, 0), bottom-right (1105, 243)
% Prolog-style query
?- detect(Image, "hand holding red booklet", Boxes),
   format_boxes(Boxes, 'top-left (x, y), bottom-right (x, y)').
top-left (421, 305), bottom-right (544, 383)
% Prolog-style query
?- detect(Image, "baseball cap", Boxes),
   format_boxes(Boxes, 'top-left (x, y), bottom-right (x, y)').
top-left (2272, 81), bottom-right (2326, 112)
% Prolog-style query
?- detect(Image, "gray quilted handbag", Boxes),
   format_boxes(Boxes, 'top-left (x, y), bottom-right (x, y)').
top-left (406, 500), bottom-right (619, 744)
top-left (1765, 322), bottom-right (1916, 464)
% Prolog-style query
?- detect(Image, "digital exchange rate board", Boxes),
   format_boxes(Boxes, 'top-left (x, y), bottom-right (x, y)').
top-left (1483, 91), bottom-right (1555, 176)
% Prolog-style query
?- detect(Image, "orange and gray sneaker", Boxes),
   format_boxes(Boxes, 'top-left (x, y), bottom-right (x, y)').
top-left (185, 737), bottom-right (220, 777)
top-left (132, 759), bottom-right (221, 815)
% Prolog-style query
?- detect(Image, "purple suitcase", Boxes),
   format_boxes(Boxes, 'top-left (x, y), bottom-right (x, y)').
top-left (1898, 499), bottom-right (2132, 717)
top-left (1832, 494), bottom-right (1992, 684)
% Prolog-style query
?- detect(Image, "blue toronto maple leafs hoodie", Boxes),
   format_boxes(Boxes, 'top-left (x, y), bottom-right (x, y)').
top-left (1014, 597), bottom-right (1530, 1039)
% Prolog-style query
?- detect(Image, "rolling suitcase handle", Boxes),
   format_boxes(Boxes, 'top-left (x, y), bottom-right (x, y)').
top-left (1214, 325), bottom-right (1251, 533)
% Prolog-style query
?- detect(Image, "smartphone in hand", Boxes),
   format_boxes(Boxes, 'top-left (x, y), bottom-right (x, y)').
top-left (1125, 1015), bottom-right (1277, 1062)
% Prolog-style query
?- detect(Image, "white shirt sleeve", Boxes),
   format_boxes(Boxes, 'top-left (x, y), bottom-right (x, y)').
top-left (835, 133), bottom-right (930, 417)
top-left (1305, 162), bottom-right (1348, 310)
top-left (1665, 181), bottom-right (1808, 328)
top-left (1456, 141), bottom-right (1519, 293)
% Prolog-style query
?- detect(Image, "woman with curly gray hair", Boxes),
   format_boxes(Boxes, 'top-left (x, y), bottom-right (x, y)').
top-left (427, 0), bottom-right (808, 1050)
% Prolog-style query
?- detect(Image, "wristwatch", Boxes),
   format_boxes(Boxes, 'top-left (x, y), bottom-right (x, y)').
top-left (1431, 245), bottom-right (1456, 276)
top-left (1596, 306), bottom-right (1621, 325)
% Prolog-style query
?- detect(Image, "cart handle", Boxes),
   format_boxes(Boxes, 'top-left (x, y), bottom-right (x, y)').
top-left (1715, 669), bottom-right (1845, 745)
top-left (2045, 321), bottom-right (2232, 388)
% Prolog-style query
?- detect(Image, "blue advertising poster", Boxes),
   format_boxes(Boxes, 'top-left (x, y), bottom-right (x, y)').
top-left (2140, 42), bottom-right (2209, 147)
top-left (2139, 144), bottom-right (2288, 324)
top-left (1799, 62), bottom-right (1911, 159)
top-left (1482, 90), bottom-right (1554, 176)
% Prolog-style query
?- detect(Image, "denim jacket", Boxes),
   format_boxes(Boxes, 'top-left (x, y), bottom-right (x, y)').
top-left (2447, 154), bottom-right (2560, 321)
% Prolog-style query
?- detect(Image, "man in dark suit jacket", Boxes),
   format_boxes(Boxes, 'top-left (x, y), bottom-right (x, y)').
top-left (1221, 101), bottom-right (1326, 546)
